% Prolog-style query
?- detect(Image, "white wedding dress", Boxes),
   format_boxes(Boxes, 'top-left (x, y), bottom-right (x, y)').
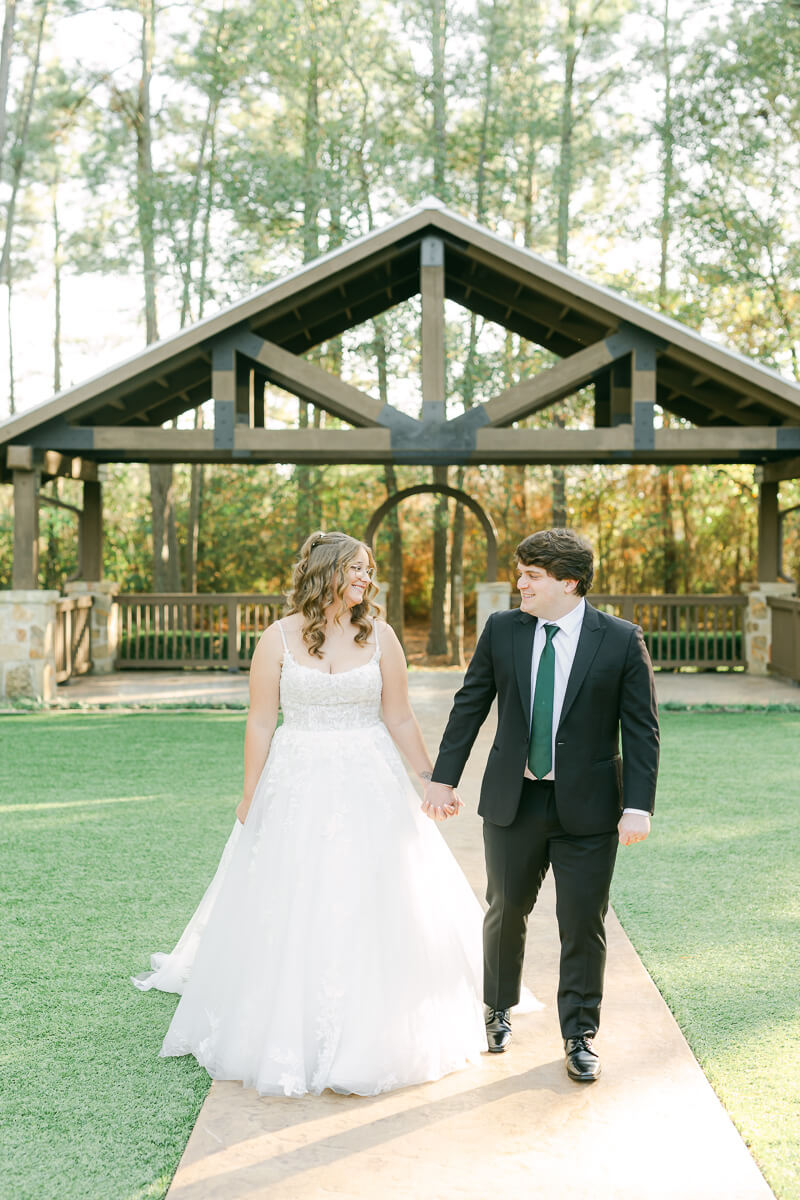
top-left (133, 622), bottom-right (503, 1097)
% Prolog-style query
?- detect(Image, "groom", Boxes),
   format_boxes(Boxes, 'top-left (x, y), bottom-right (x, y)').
top-left (423, 529), bottom-right (659, 1083)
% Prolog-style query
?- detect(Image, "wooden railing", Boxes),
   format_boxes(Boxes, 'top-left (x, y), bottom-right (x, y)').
top-left (55, 594), bottom-right (93, 683)
top-left (589, 594), bottom-right (747, 669)
top-left (768, 597), bottom-right (800, 682)
top-left (115, 593), bottom-right (284, 670)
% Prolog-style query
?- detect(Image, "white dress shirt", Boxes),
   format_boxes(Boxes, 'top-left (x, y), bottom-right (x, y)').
top-left (523, 598), bottom-right (649, 817)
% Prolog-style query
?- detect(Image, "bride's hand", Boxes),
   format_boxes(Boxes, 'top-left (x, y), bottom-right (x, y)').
top-left (422, 781), bottom-right (459, 821)
top-left (443, 791), bottom-right (463, 818)
top-left (236, 798), bottom-right (250, 825)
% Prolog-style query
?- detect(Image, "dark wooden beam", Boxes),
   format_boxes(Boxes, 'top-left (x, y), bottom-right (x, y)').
top-left (610, 356), bottom-right (631, 425)
top-left (482, 330), bottom-right (639, 427)
top-left (12, 468), bottom-right (40, 589)
top-left (761, 456), bottom-right (800, 483)
top-left (212, 339), bottom-right (236, 450)
top-left (594, 370), bottom-right (611, 427)
top-left (80, 479), bottom-right (103, 580)
top-left (632, 344), bottom-right (656, 450)
top-left (234, 331), bottom-right (386, 426)
top-left (758, 480), bottom-right (779, 579)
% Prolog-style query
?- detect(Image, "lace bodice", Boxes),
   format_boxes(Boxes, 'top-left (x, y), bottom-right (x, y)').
top-left (278, 624), bottom-right (382, 731)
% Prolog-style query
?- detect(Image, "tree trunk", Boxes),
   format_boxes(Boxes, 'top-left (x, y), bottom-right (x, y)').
top-left (136, 0), bottom-right (159, 346)
top-left (659, 413), bottom-right (678, 591)
top-left (0, 0), bottom-right (48, 287)
top-left (551, 1), bottom-right (579, 530)
top-left (0, 0), bottom-right (17, 177)
top-left (179, 4), bottom-right (225, 327)
top-left (427, 465), bottom-right (450, 655)
top-left (431, 0), bottom-right (447, 196)
top-left (293, 1), bottom-right (322, 542)
top-left (556, 0), bottom-right (578, 268)
top-left (150, 458), bottom-right (181, 591)
top-left (374, 317), bottom-right (405, 646)
top-left (133, 0), bottom-right (181, 592)
top-left (185, 408), bottom-right (204, 592)
top-left (658, 0), bottom-right (674, 312)
top-left (448, 0), bottom-right (497, 665)
top-left (52, 178), bottom-right (62, 393)
top-left (6, 268), bottom-right (14, 415)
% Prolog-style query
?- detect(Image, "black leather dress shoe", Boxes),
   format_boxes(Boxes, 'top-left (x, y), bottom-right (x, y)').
top-left (564, 1034), bottom-right (601, 1082)
top-left (485, 1007), bottom-right (512, 1053)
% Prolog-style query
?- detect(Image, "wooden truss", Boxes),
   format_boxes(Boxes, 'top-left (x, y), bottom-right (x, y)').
top-left (2, 200), bottom-right (800, 586)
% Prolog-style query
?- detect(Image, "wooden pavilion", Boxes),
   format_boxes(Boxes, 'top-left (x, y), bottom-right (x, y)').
top-left (2, 196), bottom-right (800, 592)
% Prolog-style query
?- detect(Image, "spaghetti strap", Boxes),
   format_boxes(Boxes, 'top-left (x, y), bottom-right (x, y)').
top-left (276, 619), bottom-right (289, 652)
top-left (373, 618), bottom-right (381, 660)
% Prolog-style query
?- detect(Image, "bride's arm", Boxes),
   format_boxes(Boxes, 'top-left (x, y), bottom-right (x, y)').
top-left (379, 622), bottom-right (460, 819)
top-left (236, 623), bottom-right (283, 824)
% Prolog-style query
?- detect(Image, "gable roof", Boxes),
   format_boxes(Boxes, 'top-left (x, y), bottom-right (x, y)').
top-left (2, 197), bottom-right (799, 468)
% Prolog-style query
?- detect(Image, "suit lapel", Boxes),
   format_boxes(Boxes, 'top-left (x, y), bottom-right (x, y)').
top-left (513, 610), bottom-right (536, 722)
top-left (558, 602), bottom-right (605, 728)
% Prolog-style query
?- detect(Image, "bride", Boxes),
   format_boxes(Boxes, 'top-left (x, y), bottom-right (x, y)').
top-left (134, 530), bottom-right (534, 1097)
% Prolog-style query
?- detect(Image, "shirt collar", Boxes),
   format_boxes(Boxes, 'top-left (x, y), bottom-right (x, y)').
top-left (542, 597), bottom-right (585, 637)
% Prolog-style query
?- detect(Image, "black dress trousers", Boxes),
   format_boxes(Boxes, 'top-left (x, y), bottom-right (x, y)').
top-left (482, 777), bottom-right (618, 1038)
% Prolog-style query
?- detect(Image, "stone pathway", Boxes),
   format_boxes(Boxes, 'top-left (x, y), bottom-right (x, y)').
top-left (53, 665), bottom-right (799, 709)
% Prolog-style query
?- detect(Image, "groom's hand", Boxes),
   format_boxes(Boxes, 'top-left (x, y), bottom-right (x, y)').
top-left (422, 781), bottom-right (463, 821)
top-left (618, 812), bottom-right (651, 846)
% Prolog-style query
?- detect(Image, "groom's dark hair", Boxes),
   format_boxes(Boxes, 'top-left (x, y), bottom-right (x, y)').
top-left (515, 529), bottom-right (594, 596)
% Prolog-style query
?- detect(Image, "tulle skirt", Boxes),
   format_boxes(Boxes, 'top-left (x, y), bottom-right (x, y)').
top-left (133, 722), bottom-right (492, 1097)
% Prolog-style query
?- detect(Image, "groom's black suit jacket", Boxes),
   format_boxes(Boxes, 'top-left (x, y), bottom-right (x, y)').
top-left (432, 602), bottom-right (660, 834)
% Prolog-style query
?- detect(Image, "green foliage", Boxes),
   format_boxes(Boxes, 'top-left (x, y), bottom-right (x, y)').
top-left (2, 1), bottom-right (800, 605)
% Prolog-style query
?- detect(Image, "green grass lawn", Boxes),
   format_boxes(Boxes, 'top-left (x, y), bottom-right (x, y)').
top-left (612, 711), bottom-right (800, 1200)
top-left (1, 710), bottom-right (798, 1199)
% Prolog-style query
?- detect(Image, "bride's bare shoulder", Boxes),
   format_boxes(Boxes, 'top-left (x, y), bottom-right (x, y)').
top-left (278, 613), bottom-right (305, 633)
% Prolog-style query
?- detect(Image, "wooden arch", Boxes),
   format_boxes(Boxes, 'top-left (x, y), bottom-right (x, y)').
top-left (365, 485), bottom-right (498, 581)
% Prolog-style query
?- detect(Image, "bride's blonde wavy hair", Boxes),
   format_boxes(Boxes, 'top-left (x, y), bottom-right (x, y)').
top-left (285, 530), bottom-right (380, 659)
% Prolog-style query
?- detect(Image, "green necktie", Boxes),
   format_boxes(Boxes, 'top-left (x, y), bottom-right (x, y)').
top-left (528, 623), bottom-right (558, 778)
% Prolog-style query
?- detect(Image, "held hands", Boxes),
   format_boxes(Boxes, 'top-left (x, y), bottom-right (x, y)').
top-left (421, 781), bottom-right (463, 822)
top-left (618, 811), bottom-right (651, 846)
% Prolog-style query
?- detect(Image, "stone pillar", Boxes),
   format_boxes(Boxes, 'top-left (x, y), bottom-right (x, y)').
top-left (743, 581), bottom-right (796, 675)
top-left (63, 581), bottom-right (120, 674)
top-left (0, 590), bottom-right (59, 703)
top-left (475, 581), bottom-right (511, 635)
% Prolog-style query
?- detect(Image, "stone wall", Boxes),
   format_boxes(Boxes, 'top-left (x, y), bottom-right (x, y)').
top-left (0, 590), bottom-right (59, 702)
top-left (743, 581), bottom-right (796, 676)
top-left (63, 581), bottom-right (120, 674)
top-left (475, 582), bottom-right (511, 634)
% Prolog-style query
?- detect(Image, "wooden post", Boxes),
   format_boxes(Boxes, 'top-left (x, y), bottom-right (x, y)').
top-left (212, 340), bottom-right (236, 449)
top-left (420, 236), bottom-right (446, 423)
top-left (632, 344), bottom-right (656, 451)
top-left (252, 377), bottom-right (266, 428)
top-left (594, 369), bottom-right (610, 427)
top-left (757, 479), bottom-right (779, 580)
top-left (236, 358), bottom-right (253, 426)
top-left (80, 479), bottom-right (103, 580)
top-left (610, 356), bottom-right (632, 426)
top-left (12, 468), bottom-right (40, 589)
top-left (227, 596), bottom-right (241, 672)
